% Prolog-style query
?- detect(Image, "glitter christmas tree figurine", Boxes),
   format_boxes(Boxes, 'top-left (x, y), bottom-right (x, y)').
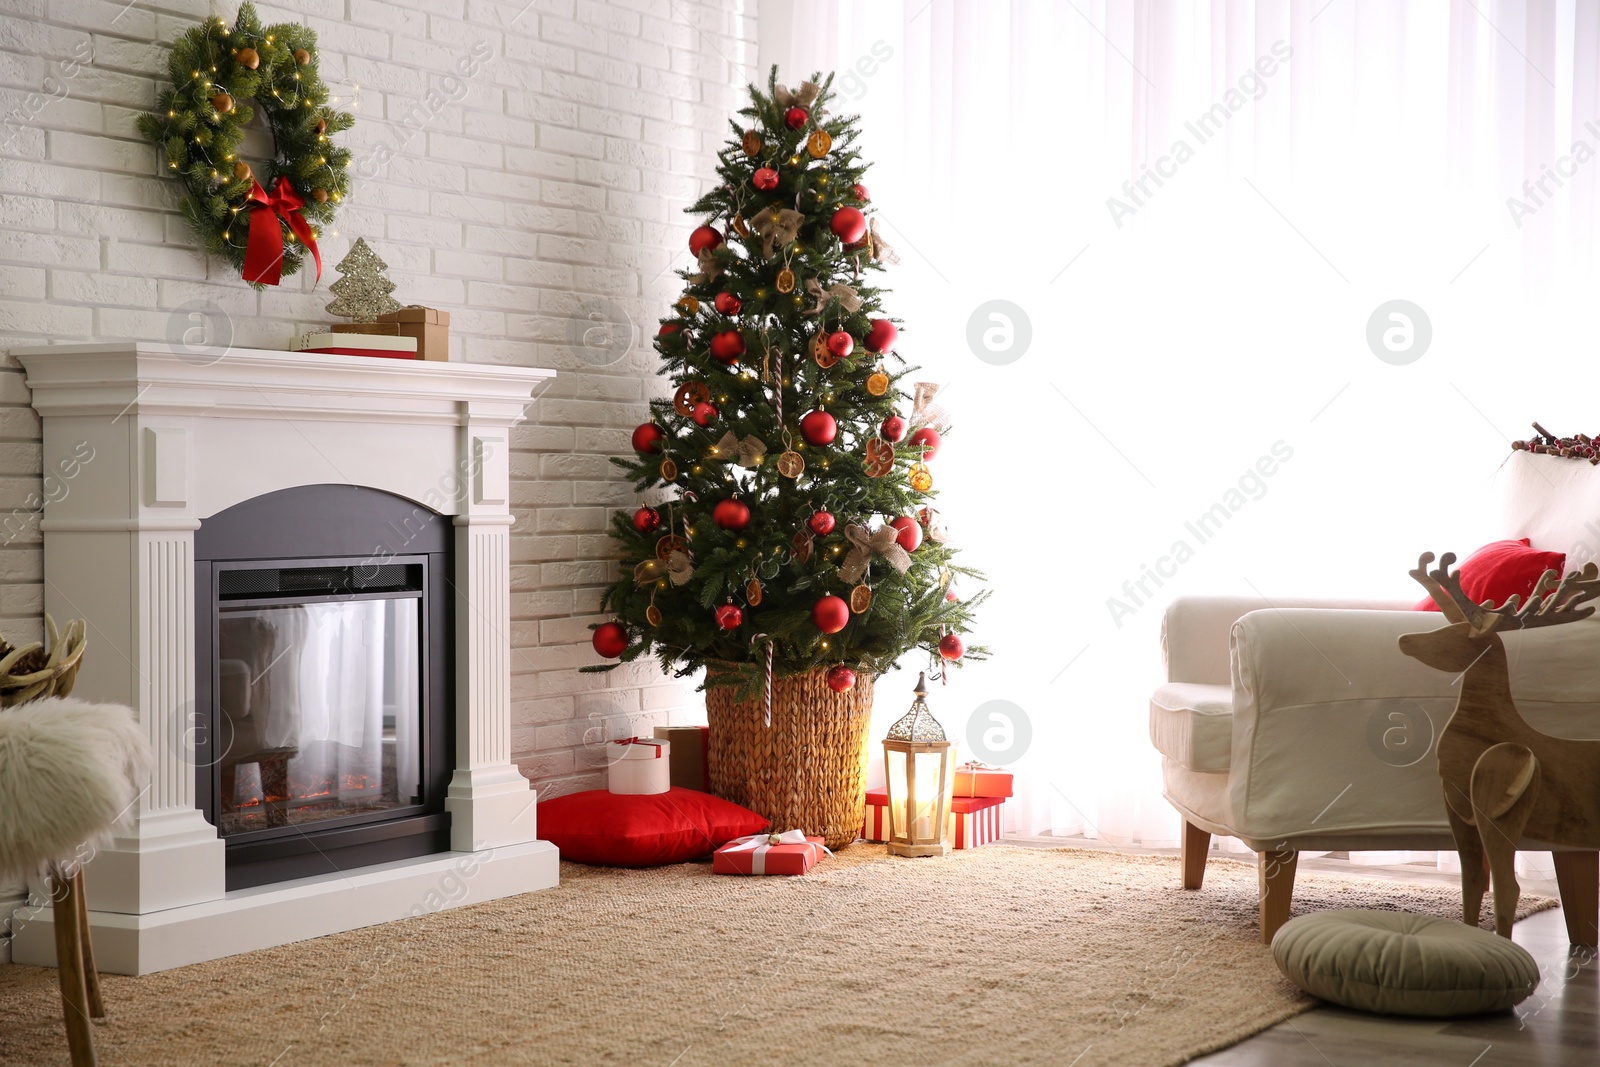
top-left (325, 238), bottom-right (402, 323)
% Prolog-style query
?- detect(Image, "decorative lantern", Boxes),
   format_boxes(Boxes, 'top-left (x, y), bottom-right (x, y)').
top-left (882, 672), bottom-right (956, 857)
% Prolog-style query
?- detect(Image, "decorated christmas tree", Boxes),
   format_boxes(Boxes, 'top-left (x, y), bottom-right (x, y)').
top-left (587, 70), bottom-right (986, 698)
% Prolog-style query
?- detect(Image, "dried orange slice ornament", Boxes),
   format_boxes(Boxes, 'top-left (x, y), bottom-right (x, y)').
top-left (742, 130), bottom-right (763, 156)
top-left (807, 129), bottom-right (832, 158)
top-left (673, 381), bottom-right (711, 416)
top-left (746, 578), bottom-right (764, 606)
top-left (645, 604), bottom-right (663, 627)
top-left (659, 458), bottom-right (678, 482)
top-left (776, 268), bottom-right (796, 293)
top-left (850, 584), bottom-right (872, 613)
top-left (865, 367), bottom-right (890, 396)
top-left (776, 450), bottom-right (805, 478)
top-left (655, 535), bottom-right (688, 561)
top-left (792, 530), bottom-right (813, 563)
top-left (909, 462), bottom-right (933, 491)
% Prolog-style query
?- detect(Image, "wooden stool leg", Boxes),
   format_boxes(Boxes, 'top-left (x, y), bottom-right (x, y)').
top-left (1180, 820), bottom-right (1210, 890)
top-left (1552, 851), bottom-right (1599, 948)
top-left (72, 868), bottom-right (104, 1019)
top-left (50, 867), bottom-right (97, 1066)
top-left (1258, 849), bottom-right (1298, 945)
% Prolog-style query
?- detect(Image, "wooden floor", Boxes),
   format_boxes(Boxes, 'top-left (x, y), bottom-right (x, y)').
top-left (1019, 836), bottom-right (1599, 1065)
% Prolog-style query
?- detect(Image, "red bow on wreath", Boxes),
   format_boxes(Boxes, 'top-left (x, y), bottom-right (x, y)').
top-left (242, 177), bottom-right (322, 286)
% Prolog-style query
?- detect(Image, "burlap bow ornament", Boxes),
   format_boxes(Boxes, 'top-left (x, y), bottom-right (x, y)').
top-left (774, 81), bottom-right (821, 112)
top-left (749, 206), bottom-right (804, 259)
top-left (633, 550), bottom-right (695, 587)
top-left (666, 550), bottom-right (694, 586)
top-left (713, 430), bottom-right (767, 468)
top-left (689, 247), bottom-right (724, 285)
top-left (911, 382), bottom-right (949, 433)
top-left (865, 218), bottom-right (899, 265)
top-left (838, 523), bottom-right (912, 585)
top-left (803, 278), bottom-right (862, 317)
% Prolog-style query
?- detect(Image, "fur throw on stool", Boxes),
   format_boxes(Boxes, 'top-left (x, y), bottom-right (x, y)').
top-left (0, 697), bottom-right (150, 881)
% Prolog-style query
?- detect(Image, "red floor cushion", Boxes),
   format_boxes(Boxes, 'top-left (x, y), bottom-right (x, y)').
top-left (537, 786), bottom-right (769, 867)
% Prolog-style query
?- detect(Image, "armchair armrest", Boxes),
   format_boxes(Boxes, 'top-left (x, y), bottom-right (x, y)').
top-left (1227, 609), bottom-right (1600, 841)
top-left (1161, 595), bottom-right (1416, 685)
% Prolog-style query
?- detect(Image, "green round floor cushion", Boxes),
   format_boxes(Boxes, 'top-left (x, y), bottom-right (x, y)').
top-left (1271, 910), bottom-right (1540, 1017)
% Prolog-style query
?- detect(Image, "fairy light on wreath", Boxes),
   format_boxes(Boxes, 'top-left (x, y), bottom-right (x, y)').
top-left (137, 2), bottom-right (354, 288)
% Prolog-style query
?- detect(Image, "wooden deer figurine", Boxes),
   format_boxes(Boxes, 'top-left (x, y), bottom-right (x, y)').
top-left (1401, 551), bottom-right (1600, 941)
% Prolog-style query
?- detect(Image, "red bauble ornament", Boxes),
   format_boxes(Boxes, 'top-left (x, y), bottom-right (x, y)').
top-left (592, 622), bottom-right (629, 658)
top-left (830, 206), bottom-right (867, 244)
top-left (632, 507), bottom-right (661, 534)
top-left (631, 423), bottom-right (665, 453)
top-left (939, 633), bottom-right (964, 661)
top-left (712, 498), bottom-right (750, 530)
top-left (800, 410), bottom-right (838, 446)
top-left (852, 183), bottom-right (870, 202)
top-left (784, 106), bottom-right (808, 129)
top-left (691, 401), bottom-right (719, 427)
top-left (865, 319), bottom-right (898, 354)
top-left (713, 292), bottom-right (742, 316)
top-left (826, 665), bottom-right (857, 692)
top-left (908, 426), bottom-right (942, 459)
top-left (890, 516), bottom-right (922, 553)
top-left (946, 590), bottom-right (959, 602)
top-left (715, 603), bottom-right (744, 630)
top-left (709, 329), bottom-right (746, 364)
top-left (812, 595), bottom-right (850, 634)
top-left (826, 331), bottom-right (855, 358)
top-left (657, 322), bottom-right (682, 337)
top-left (752, 167), bottom-right (779, 191)
top-left (689, 225), bottom-right (722, 256)
top-left (807, 510), bottom-right (836, 536)
top-left (880, 415), bottom-right (906, 443)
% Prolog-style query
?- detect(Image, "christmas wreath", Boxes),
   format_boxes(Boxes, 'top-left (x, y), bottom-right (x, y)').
top-left (137, 3), bottom-right (354, 287)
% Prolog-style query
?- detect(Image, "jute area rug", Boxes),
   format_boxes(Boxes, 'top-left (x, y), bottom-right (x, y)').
top-left (0, 846), bottom-right (1555, 1067)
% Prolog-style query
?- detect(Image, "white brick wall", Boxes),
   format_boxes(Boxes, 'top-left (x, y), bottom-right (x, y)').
top-left (0, 0), bottom-right (755, 808)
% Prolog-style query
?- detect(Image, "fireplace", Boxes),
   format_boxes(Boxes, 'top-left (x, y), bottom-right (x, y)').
top-left (195, 485), bottom-right (454, 889)
top-left (8, 342), bottom-right (559, 974)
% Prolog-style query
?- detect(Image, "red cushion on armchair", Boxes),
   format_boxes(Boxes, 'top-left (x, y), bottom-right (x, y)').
top-left (1413, 539), bottom-right (1566, 612)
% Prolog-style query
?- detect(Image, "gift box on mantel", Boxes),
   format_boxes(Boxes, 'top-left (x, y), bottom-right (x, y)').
top-left (652, 725), bottom-right (711, 791)
top-left (606, 737), bottom-right (670, 796)
top-left (861, 788), bottom-right (1005, 849)
top-left (955, 761), bottom-right (1014, 799)
top-left (376, 305), bottom-right (450, 361)
top-left (713, 830), bottom-right (829, 876)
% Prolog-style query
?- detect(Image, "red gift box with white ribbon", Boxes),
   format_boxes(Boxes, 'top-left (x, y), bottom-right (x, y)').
top-left (606, 736), bottom-right (670, 796)
top-left (861, 789), bottom-right (1004, 848)
top-left (712, 830), bottom-right (829, 876)
top-left (954, 762), bottom-right (1014, 799)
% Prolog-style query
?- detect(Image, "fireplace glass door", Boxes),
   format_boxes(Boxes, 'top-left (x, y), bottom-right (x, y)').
top-left (213, 564), bottom-right (425, 838)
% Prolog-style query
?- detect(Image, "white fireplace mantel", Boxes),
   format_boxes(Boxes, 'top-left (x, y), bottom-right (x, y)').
top-left (6, 342), bottom-right (559, 974)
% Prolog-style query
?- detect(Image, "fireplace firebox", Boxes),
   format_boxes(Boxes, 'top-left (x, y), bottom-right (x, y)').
top-left (195, 485), bottom-right (452, 889)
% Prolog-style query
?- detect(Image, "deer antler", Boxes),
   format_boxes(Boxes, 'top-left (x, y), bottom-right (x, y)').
top-left (1409, 552), bottom-right (1481, 626)
top-left (1492, 562), bottom-right (1600, 631)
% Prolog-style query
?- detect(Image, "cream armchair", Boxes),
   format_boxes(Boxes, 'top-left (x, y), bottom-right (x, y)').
top-left (1153, 450), bottom-right (1600, 944)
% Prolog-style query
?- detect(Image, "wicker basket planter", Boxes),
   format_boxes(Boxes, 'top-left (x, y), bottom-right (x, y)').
top-left (706, 666), bottom-right (875, 851)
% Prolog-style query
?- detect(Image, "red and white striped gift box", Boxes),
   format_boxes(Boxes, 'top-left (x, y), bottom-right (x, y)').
top-left (950, 795), bottom-right (1004, 849)
top-left (861, 790), bottom-right (1004, 848)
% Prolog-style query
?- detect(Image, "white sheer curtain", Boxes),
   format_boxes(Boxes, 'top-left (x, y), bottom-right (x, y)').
top-left (761, 1), bottom-right (1600, 861)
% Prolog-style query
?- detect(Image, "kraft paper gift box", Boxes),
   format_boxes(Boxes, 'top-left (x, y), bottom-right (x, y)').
top-left (376, 305), bottom-right (451, 361)
top-left (652, 724), bottom-right (710, 791)
top-left (954, 762), bottom-right (1014, 798)
top-left (712, 831), bottom-right (828, 876)
top-left (950, 795), bottom-right (1005, 849)
top-left (606, 737), bottom-right (670, 795)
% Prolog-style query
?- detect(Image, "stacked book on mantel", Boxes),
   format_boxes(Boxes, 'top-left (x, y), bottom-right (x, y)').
top-left (291, 331), bottom-right (418, 359)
